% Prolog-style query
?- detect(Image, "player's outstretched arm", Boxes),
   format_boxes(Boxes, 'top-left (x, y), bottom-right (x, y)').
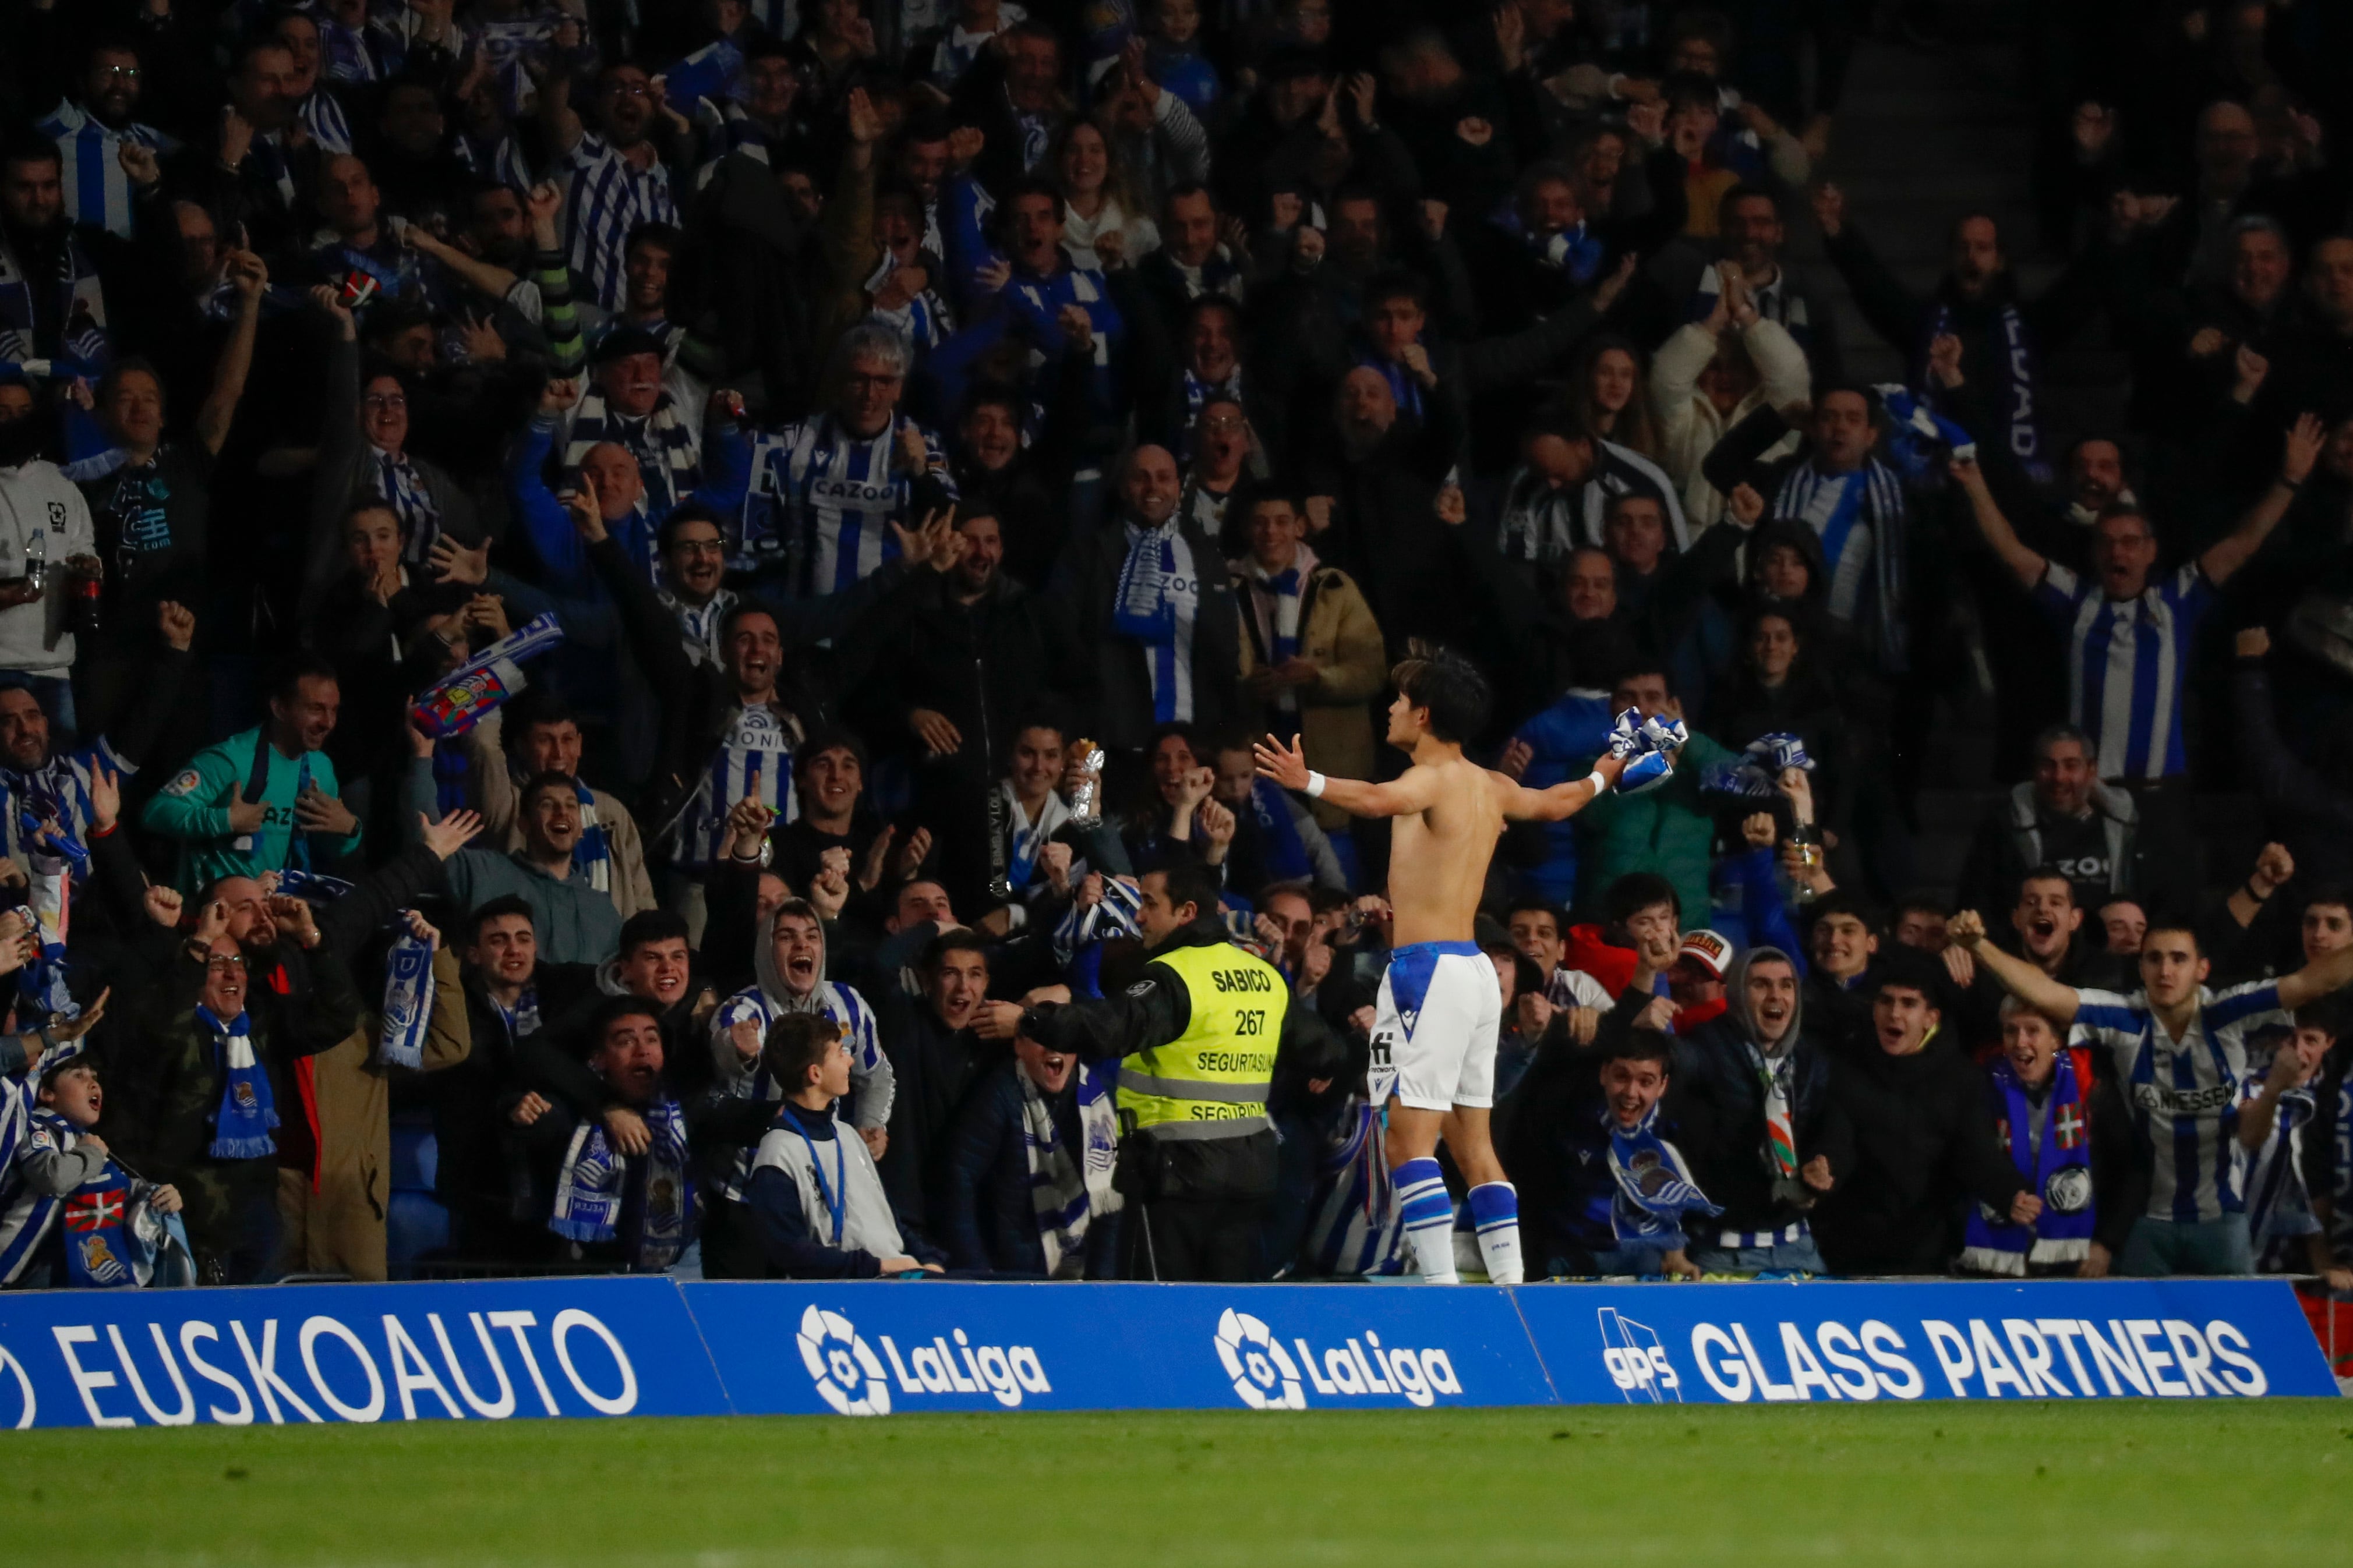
top-left (1253, 734), bottom-right (1442, 819)
top-left (1492, 754), bottom-right (1628, 821)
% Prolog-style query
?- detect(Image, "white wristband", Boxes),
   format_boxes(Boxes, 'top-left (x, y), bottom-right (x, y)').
top-left (1305, 771), bottom-right (1328, 799)
top-left (1583, 769), bottom-right (1611, 797)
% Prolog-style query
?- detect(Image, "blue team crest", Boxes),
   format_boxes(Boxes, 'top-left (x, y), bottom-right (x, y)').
top-left (1626, 1150), bottom-right (1675, 1198)
top-left (234, 1080), bottom-right (259, 1111)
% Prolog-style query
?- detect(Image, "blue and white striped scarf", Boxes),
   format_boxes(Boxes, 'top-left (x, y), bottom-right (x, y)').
top-left (1112, 518), bottom-right (1200, 725)
top-left (571, 778), bottom-right (612, 894)
top-left (374, 449), bottom-right (441, 559)
top-left (566, 386), bottom-right (699, 518)
top-left (377, 925), bottom-right (436, 1070)
top-left (1772, 457), bottom-right (1909, 672)
top-left (549, 1096), bottom-right (694, 1269)
top-left (1020, 1062), bottom-right (1120, 1277)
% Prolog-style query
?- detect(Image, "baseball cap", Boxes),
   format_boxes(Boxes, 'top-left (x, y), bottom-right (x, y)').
top-left (1675, 929), bottom-right (1732, 981)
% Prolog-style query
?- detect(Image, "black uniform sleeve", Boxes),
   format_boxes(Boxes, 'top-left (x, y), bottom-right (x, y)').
top-left (1023, 961), bottom-right (1192, 1063)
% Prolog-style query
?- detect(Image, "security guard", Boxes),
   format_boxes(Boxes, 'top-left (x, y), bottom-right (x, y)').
top-left (1011, 859), bottom-right (1336, 1280)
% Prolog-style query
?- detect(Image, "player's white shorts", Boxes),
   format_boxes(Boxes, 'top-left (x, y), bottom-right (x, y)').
top-left (1370, 940), bottom-right (1503, 1111)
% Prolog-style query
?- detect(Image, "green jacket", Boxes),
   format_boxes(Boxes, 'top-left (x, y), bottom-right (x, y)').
top-left (140, 725), bottom-right (364, 891)
top-left (1573, 730), bottom-right (1737, 923)
top-left (443, 847), bottom-right (623, 965)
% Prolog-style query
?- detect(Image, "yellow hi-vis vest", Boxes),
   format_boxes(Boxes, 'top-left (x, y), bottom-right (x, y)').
top-left (1115, 941), bottom-right (1287, 1138)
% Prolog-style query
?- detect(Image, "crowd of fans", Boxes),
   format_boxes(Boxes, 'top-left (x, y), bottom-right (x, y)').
top-left (1, 0), bottom-right (2352, 1291)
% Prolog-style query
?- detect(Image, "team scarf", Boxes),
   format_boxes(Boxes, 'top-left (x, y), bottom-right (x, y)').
top-left (548, 1096), bottom-right (694, 1269)
top-left (1605, 1103), bottom-right (1720, 1250)
top-left (1485, 202), bottom-right (1607, 285)
top-left (1239, 544), bottom-right (1314, 712)
top-left (1, 754), bottom-right (94, 882)
top-left (1112, 517), bottom-right (1200, 725)
top-left (0, 1112), bottom-right (181, 1287)
top-left (1178, 366), bottom-right (1242, 459)
top-left (1959, 1052), bottom-right (2097, 1275)
top-left (1923, 300), bottom-right (2050, 485)
top-left (0, 229), bottom-right (109, 369)
top-left (197, 1004), bottom-right (277, 1159)
top-left (373, 448), bottom-right (442, 560)
top-left (1874, 384), bottom-right (1977, 482)
top-left (1740, 1038), bottom-right (1801, 1190)
top-left (376, 925), bottom-right (436, 1070)
top-left (862, 250), bottom-right (955, 353)
top-left (409, 612), bottom-right (567, 739)
top-left (565, 385), bottom-right (699, 517)
top-left (570, 780), bottom-right (612, 893)
top-left (1002, 780), bottom-right (1074, 891)
top-left (1771, 457), bottom-right (1909, 672)
top-left (11, 857), bottom-right (75, 1024)
top-left (1050, 875), bottom-right (1144, 971)
top-left (1019, 1063), bottom-right (1121, 1278)
top-left (1496, 468), bottom-right (1581, 565)
top-left (1304, 1097), bottom-right (1407, 1276)
top-left (662, 585), bottom-right (736, 666)
top-left (1354, 348), bottom-right (1424, 424)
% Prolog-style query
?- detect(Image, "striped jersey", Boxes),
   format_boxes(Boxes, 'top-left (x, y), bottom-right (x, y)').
top-left (33, 104), bottom-right (174, 239)
top-left (559, 132), bottom-right (677, 312)
top-left (2071, 981), bottom-right (2287, 1222)
top-left (2035, 561), bottom-right (2213, 781)
top-left (669, 703), bottom-right (799, 870)
top-left (746, 413), bottom-right (955, 595)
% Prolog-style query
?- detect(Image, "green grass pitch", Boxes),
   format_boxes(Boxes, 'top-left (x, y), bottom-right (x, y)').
top-left (16, 1402), bottom-right (2351, 1566)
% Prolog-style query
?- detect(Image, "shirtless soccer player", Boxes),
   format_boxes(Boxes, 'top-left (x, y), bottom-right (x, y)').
top-left (1257, 645), bottom-right (1672, 1283)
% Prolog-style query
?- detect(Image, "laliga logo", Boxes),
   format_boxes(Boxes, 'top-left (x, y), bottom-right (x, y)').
top-left (1215, 1309), bottom-right (1305, 1411)
top-left (796, 1305), bottom-right (891, 1417)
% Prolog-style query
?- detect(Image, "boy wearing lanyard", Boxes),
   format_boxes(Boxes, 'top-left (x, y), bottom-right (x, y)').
top-left (746, 1014), bottom-right (944, 1277)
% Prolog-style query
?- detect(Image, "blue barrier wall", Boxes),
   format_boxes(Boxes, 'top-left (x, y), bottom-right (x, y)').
top-left (0, 1278), bottom-right (2333, 1429)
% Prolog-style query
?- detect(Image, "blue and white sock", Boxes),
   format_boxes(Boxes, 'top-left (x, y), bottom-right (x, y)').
top-left (1467, 1181), bottom-right (1524, 1285)
top-left (1395, 1156), bottom-right (1458, 1283)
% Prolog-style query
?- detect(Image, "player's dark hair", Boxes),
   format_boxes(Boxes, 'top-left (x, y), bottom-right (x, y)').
top-left (2301, 884), bottom-right (2353, 916)
top-left (269, 653), bottom-right (341, 705)
top-left (1391, 641), bottom-right (1490, 744)
top-left (2139, 915), bottom-right (2202, 953)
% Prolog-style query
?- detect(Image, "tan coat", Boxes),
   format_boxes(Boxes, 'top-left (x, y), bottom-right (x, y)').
top-left (277, 946), bottom-right (471, 1281)
top-left (464, 711), bottom-right (659, 921)
top-left (1232, 560), bottom-right (1387, 830)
